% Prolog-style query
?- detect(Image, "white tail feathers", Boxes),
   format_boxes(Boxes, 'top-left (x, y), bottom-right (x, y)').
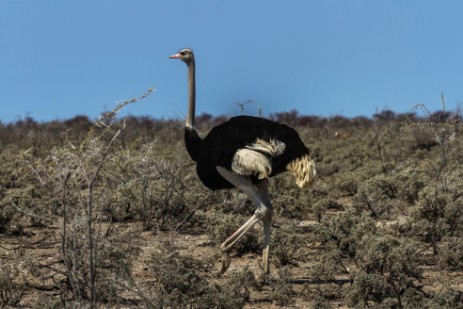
top-left (231, 138), bottom-right (286, 179)
top-left (286, 154), bottom-right (316, 188)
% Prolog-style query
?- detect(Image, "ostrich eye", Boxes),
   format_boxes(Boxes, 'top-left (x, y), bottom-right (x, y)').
top-left (180, 51), bottom-right (187, 56)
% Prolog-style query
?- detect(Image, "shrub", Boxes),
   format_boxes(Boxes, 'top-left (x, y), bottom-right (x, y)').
top-left (103, 142), bottom-right (192, 230)
top-left (0, 199), bottom-right (15, 234)
top-left (148, 241), bottom-right (258, 308)
top-left (355, 174), bottom-right (399, 218)
top-left (349, 235), bottom-right (422, 308)
top-left (437, 236), bottom-right (463, 271)
top-left (431, 288), bottom-right (463, 308)
top-left (149, 242), bottom-right (208, 307)
top-left (0, 263), bottom-right (27, 307)
top-left (347, 271), bottom-right (389, 307)
top-left (314, 210), bottom-right (377, 260)
top-left (271, 225), bottom-right (306, 267)
top-left (411, 188), bottom-right (463, 255)
top-left (269, 267), bottom-right (295, 306)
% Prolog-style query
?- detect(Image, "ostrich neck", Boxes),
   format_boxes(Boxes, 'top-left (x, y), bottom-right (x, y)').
top-left (186, 59), bottom-right (196, 128)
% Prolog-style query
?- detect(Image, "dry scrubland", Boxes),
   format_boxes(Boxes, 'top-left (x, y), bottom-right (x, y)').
top-left (1, 104), bottom-right (463, 308)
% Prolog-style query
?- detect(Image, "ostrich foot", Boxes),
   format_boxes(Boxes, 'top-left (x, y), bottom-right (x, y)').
top-left (217, 251), bottom-right (231, 276)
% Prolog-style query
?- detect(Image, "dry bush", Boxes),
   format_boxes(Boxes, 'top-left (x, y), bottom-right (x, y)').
top-left (333, 173), bottom-right (358, 197)
top-left (355, 174), bottom-right (399, 218)
top-left (348, 235), bottom-right (422, 307)
top-left (101, 141), bottom-right (195, 231)
top-left (393, 167), bottom-right (428, 204)
top-left (0, 262), bottom-right (27, 307)
top-left (22, 131), bottom-right (143, 305)
top-left (410, 188), bottom-right (463, 255)
top-left (147, 241), bottom-right (258, 308)
top-left (428, 288), bottom-right (463, 308)
top-left (271, 225), bottom-right (307, 268)
top-left (311, 210), bottom-right (423, 307)
top-left (0, 199), bottom-right (15, 234)
top-left (149, 242), bottom-right (209, 307)
top-left (268, 267), bottom-right (296, 306)
top-left (438, 237), bottom-right (463, 271)
top-left (13, 88), bottom-right (154, 306)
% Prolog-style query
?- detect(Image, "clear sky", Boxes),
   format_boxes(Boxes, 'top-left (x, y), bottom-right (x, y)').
top-left (1, 1), bottom-right (463, 123)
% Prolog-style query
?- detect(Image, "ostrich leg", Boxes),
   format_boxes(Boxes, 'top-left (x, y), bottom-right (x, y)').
top-left (216, 167), bottom-right (272, 274)
top-left (256, 180), bottom-right (272, 274)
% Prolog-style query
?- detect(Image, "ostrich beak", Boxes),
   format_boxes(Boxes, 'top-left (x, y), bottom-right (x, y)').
top-left (169, 53), bottom-right (181, 59)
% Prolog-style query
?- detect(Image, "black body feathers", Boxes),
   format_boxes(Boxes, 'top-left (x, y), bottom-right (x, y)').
top-left (185, 115), bottom-right (310, 190)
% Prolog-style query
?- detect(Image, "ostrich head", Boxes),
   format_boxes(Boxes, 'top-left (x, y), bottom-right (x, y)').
top-left (169, 48), bottom-right (194, 64)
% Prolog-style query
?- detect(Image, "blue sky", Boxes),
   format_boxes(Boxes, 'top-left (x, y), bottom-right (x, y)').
top-left (1, 1), bottom-right (463, 123)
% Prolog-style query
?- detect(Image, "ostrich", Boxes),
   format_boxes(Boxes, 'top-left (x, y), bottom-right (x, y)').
top-left (170, 48), bottom-right (316, 274)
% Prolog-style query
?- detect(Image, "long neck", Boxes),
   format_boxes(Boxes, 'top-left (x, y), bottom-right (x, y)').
top-left (184, 57), bottom-right (201, 162)
top-left (186, 58), bottom-right (195, 128)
